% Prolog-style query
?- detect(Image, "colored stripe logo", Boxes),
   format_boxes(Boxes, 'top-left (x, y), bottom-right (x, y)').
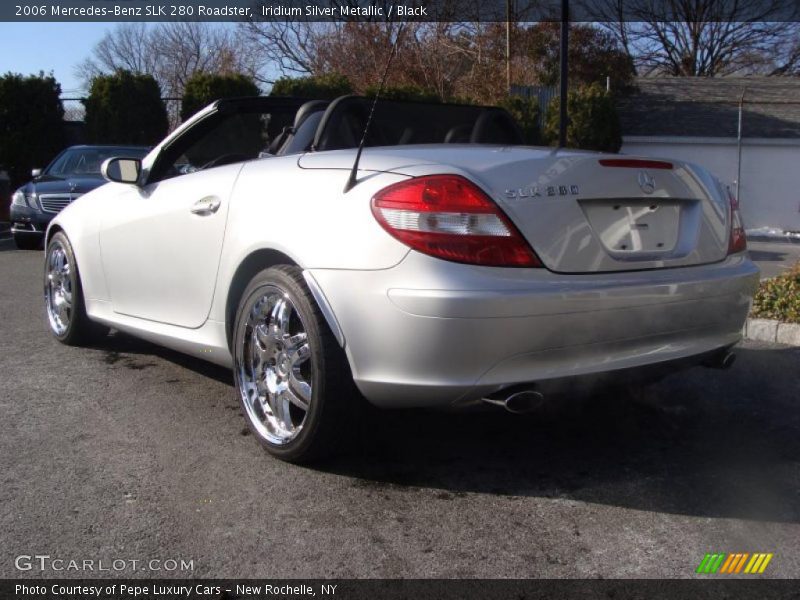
top-left (696, 553), bottom-right (773, 574)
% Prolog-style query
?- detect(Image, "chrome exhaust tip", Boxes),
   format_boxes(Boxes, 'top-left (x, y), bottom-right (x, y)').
top-left (482, 389), bottom-right (545, 414)
top-left (704, 351), bottom-right (736, 370)
top-left (505, 390), bottom-right (546, 414)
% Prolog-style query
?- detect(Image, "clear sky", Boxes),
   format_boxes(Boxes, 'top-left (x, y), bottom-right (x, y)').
top-left (0, 23), bottom-right (115, 95)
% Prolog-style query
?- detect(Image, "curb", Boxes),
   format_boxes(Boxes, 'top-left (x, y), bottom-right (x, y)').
top-left (744, 318), bottom-right (800, 346)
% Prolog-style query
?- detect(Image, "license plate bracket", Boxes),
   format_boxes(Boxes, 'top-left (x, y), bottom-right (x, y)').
top-left (580, 199), bottom-right (683, 256)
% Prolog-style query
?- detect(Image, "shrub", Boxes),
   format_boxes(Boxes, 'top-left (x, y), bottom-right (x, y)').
top-left (542, 84), bottom-right (621, 152)
top-left (181, 73), bottom-right (260, 121)
top-left (270, 74), bottom-right (353, 99)
top-left (83, 70), bottom-right (168, 145)
top-left (498, 95), bottom-right (541, 145)
top-left (363, 84), bottom-right (441, 103)
top-left (750, 262), bottom-right (800, 323)
top-left (0, 72), bottom-right (65, 188)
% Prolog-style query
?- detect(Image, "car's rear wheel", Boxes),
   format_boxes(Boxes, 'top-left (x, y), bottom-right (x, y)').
top-left (233, 266), bottom-right (357, 463)
top-left (44, 232), bottom-right (109, 345)
top-left (14, 233), bottom-right (42, 250)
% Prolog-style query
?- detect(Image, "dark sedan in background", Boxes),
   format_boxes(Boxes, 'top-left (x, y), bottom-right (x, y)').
top-left (9, 145), bottom-right (149, 249)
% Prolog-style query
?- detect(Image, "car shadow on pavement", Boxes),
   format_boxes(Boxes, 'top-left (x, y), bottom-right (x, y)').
top-left (94, 330), bottom-right (233, 386)
top-left (89, 331), bottom-right (800, 523)
top-left (0, 238), bottom-right (27, 252)
top-left (324, 345), bottom-right (800, 524)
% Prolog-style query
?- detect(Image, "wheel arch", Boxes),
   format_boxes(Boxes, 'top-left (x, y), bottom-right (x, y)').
top-left (226, 249), bottom-right (297, 349)
top-left (44, 223), bottom-right (64, 248)
top-left (225, 249), bottom-right (299, 351)
top-left (224, 248), bottom-right (347, 354)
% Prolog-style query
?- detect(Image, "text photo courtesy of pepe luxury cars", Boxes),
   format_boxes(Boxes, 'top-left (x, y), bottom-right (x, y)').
top-left (2, 0), bottom-right (800, 594)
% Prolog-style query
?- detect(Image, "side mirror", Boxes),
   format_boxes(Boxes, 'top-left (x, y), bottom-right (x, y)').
top-left (101, 157), bottom-right (141, 185)
top-left (31, 168), bottom-right (41, 178)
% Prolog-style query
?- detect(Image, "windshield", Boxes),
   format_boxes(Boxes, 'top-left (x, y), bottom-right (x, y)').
top-left (45, 147), bottom-right (149, 178)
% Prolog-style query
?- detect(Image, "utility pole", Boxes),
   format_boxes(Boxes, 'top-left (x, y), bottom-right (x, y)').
top-left (558, 0), bottom-right (569, 147)
top-left (506, 0), bottom-right (512, 94)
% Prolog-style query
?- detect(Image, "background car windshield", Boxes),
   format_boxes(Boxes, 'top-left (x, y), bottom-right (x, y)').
top-left (46, 147), bottom-right (149, 177)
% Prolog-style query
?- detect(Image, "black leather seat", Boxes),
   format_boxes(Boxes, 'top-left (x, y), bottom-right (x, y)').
top-left (470, 108), bottom-right (525, 145)
top-left (268, 100), bottom-right (330, 155)
top-left (444, 124), bottom-right (472, 143)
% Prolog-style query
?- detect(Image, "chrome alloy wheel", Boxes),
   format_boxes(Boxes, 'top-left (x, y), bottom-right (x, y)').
top-left (236, 286), bottom-right (314, 445)
top-left (45, 242), bottom-right (73, 336)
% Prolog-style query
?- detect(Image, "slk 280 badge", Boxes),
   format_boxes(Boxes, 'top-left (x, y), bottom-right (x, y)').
top-left (505, 185), bottom-right (580, 199)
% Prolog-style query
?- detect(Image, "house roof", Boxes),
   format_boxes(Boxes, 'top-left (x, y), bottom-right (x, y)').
top-left (617, 77), bottom-right (800, 139)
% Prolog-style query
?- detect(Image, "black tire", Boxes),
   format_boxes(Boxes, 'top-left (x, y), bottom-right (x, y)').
top-left (44, 232), bottom-right (109, 346)
top-left (233, 265), bottom-right (359, 463)
top-left (14, 234), bottom-right (42, 250)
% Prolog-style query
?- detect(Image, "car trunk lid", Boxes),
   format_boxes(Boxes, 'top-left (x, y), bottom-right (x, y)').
top-left (483, 153), bottom-right (730, 272)
top-left (301, 146), bottom-right (731, 273)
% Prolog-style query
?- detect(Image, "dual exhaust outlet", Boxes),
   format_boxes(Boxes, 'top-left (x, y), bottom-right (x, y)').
top-left (482, 389), bottom-right (546, 414)
top-left (482, 351), bottom-right (736, 414)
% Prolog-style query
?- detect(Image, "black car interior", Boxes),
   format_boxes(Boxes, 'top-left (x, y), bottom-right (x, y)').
top-left (146, 96), bottom-right (526, 182)
top-left (309, 96), bottom-right (525, 153)
top-left (267, 100), bottom-right (330, 155)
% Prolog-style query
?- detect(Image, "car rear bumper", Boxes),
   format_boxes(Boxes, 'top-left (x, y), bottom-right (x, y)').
top-left (309, 252), bottom-right (760, 408)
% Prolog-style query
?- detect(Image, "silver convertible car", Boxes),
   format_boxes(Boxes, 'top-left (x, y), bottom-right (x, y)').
top-left (44, 96), bottom-right (759, 462)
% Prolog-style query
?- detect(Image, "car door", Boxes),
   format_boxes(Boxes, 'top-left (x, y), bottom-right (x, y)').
top-left (98, 99), bottom-right (303, 328)
top-left (98, 164), bottom-right (240, 328)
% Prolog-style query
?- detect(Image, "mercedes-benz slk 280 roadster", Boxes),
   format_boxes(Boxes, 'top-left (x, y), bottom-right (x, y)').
top-left (43, 96), bottom-right (759, 462)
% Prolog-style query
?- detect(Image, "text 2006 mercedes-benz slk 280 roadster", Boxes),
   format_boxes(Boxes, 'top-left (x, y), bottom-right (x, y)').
top-left (43, 96), bottom-right (759, 462)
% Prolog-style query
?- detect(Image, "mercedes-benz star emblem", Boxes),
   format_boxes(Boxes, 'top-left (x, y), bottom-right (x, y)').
top-left (638, 170), bottom-right (656, 194)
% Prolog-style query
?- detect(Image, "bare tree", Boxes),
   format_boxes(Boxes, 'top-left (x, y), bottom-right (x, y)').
top-left (239, 19), bottom-right (471, 99)
top-left (593, 0), bottom-right (800, 76)
top-left (237, 21), bottom-right (331, 79)
top-left (76, 23), bottom-right (264, 97)
top-left (238, 0), bottom-right (402, 80)
top-left (76, 23), bottom-right (158, 82)
top-left (153, 22), bottom-right (264, 96)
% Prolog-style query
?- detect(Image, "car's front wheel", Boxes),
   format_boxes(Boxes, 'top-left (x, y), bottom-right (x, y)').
top-left (44, 232), bottom-right (109, 345)
top-left (233, 266), bottom-right (358, 463)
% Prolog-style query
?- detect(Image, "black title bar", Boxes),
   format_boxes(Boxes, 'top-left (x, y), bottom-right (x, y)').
top-left (4, 0), bottom-right (800, 22)
top-left (2, 579), bottom-right (800, 600)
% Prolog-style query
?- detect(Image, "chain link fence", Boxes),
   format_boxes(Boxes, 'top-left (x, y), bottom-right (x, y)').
top-left (61, 98), bottom-right (85, 123)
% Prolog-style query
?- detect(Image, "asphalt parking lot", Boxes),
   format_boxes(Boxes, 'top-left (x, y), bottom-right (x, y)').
top-left (748, 240), bottom-right (800, 279)
top-left (1, 240), bottom-right (799, 579)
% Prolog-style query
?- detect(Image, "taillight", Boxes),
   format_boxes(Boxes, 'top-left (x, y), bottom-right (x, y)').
top-left (371, 175), bottom-right (541, 267)
top-left (727, 187), bottom-right (747, 254)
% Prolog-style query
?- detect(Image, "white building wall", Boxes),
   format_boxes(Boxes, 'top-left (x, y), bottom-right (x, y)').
top-left (622, 136), bottom-right (800, 232)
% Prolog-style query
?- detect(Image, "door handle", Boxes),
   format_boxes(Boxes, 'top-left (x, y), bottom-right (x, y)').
top-left (190, 196), bottom-right (221, 215)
